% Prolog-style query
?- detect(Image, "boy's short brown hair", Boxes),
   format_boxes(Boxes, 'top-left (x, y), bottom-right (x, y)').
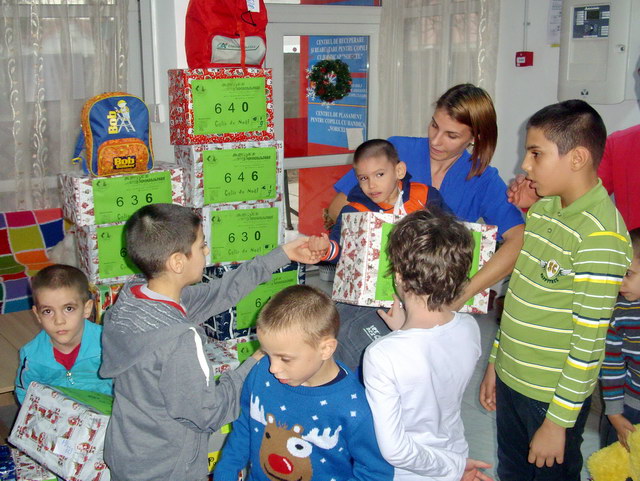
top-left (526, 99), bottom-right (607, 167)
top-left (353, 139), bottom-right (399, 165)
top-left (630, 228), bottom-right (640, 260)
top-left (256, 285), bottom-right (339, 346)
top-left (125, 204), bottom-right (201, 279)
top-left (387, 208), bottom-right (473, 310)
top-left (31, 264), bottom-right (91, 304)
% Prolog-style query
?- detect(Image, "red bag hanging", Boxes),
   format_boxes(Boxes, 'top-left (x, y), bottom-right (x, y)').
top-left (185, 0), bottom-right (268, 69)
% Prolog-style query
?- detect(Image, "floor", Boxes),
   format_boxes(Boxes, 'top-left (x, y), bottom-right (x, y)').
top-left (304, 267), bottom-right (601, 480)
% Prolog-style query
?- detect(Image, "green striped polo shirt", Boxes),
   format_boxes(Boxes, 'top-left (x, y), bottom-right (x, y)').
top-left (490, 180), bottom-right (631, 428)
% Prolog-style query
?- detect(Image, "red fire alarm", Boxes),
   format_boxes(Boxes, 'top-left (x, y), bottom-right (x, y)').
top-left (515, 51), bottom-right (534, 67)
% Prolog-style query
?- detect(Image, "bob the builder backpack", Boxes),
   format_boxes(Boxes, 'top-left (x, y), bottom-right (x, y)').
top-left (72, 92), bottom-right (154, 177)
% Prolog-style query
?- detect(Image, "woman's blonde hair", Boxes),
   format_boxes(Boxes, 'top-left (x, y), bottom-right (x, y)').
top-left (435, 84), bottom-right (497, 179)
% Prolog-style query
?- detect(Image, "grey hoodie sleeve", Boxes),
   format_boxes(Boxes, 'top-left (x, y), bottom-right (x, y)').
top-left (181, 247), bottom-right (290, 324)
top-left (159, 328), bottom-right (257, 432)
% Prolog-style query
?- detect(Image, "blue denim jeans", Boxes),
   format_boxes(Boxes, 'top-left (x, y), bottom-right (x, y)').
top-left (599, 403), bottom-right (640, 448)
top-left (496, 376), bottom-right (591, 481)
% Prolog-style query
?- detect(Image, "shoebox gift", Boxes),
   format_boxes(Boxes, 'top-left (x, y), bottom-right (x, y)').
top-left (168, 67), bottom-right (274, 145)
top-left (90, 282), bottom-right (124, 324)
top-left (8, 448), bottom-right (57, 481)
top-left (174, 140), bottom-right (283, 208)
top-left (9, 383), bottom-right (112, 481)
top-left (59, 163), bottom-right (186, 226)
top-left (201, 263), bottom-right (305, 340)
top-left (332, 211), bottom-right (497, 313)
top-left (76, 221), bottom-right (139, 285)
top-left (202, 202), bottom-right (285, 266)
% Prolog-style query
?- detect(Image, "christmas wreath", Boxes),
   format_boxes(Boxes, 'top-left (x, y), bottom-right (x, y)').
top-left (307, 59), bottom-right (352, 103)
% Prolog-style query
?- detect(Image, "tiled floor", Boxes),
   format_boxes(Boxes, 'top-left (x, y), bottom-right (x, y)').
top-left (304, 268), bottom-right (601, 480)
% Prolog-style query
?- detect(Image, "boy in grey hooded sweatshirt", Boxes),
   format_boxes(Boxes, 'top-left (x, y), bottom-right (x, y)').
top-left (100, 204), bottom-right (322, 481)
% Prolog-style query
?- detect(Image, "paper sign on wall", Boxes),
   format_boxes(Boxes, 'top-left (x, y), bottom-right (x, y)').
top-left (192, 77), bottom-right (267, 135)
top-left (235, 270), bottom-right (299, 329)
top-left (203, 147), bottom-right (277, 204)
top-left (209, 207), bottom-right (279, 263)
top-left (92, 172), bottom-right (172, 225)
top-left (96, 224), bottom-right (140, 279)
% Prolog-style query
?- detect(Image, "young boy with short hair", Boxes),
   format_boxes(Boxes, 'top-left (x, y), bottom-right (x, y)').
top-left (600, 228), bottom-right (640, 450)
top-left (15, 264), bottom-right (112, 403)
top-left (312, 138), bottom-right (447, 263)
top-left (479, 100), bottom-right (633, 481)
top-left (363, 209), bottom-right (489, 481)
top-left (99, 203), bottom-right (321, 481)
top-left (213, 284), bottom-right (394, 481)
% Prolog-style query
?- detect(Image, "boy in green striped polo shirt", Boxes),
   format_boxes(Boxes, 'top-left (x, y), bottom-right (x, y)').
top-left (478, 100), bottom-right (632, 481)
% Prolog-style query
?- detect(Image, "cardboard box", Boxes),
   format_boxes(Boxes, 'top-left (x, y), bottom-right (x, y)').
top-left (201, 263), bottom-right (305, 340)
top-left (202, 202), bottom-right (285, 266)
top-left (59, 163), bottom-right (186, 227)
top-left (332, 211), bottom-right (497, 313)
top-left (168, 68), bottom-right (274, 145)
top-left (9, 383), bottom-right (111, 481)
top-left (174, 141), bottom-right (284, 208)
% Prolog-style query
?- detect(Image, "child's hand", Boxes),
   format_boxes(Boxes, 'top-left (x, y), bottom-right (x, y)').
top-left (282, 236), bottom-right (324, 265)
top-left (461, 459), bottom-right (493, 481)
top-left (507, 174), bottom-right (540, 209)
top-left (608, 413), bottom-right (636, 451)
top-left (376, 294), bottom-right (405, 331)
top-left (308, 234), bottom-right (330, 257)
top-left (479, 364), bottom-right (496, 411)
top-left (528, 419), bottom-right (566, 468)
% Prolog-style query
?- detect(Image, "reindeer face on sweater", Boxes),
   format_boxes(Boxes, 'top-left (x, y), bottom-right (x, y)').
top-left (252, 396), bottom-right (343, 481)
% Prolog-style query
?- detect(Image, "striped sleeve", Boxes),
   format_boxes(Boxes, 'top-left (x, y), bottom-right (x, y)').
top-left (546, 231), bottom-right (631, 427)
top-left (599, 313), bottom-right (626, 415)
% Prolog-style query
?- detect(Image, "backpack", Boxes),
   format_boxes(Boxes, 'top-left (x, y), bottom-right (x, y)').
top-left (72, 92), bottom-right (154, 177)
top-left (185, 0), bottom-right (268, 69)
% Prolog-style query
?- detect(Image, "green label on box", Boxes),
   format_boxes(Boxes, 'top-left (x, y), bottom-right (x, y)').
top-left (55, 386), bottom-right (114, 415)
top-left (96, 224), bottom-right (140, 279)
top-left (209, 207), bottom-right (279, 263)
top-left (236, 270), bottom-right (298, 329)
top-left (375, 222), bottom-right (395, 301)
top-left (92, 171), bottom-right (172, 225)
top-left (237, 340), bottom-right (261, 363)
top-left (203, 147), bottom-right (277, 204)
top-left (191, 77), bottom-right (267, 135)
top-left (464, 230), bottom-right (482, 306)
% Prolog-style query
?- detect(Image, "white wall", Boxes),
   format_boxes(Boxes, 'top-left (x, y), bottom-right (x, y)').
top-left (493, 0), bottom-right (640, 181)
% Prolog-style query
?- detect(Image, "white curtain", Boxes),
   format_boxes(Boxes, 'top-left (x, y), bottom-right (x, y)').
top-left (0, 0), bottom-right (128, 211)
top-left (377, 0), bottom-right (500, 138)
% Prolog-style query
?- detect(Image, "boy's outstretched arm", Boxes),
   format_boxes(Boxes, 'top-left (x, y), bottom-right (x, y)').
top-left (479, 363), bottom-right (496, 411)
top-left (282, 236), bottom-right (324, 264)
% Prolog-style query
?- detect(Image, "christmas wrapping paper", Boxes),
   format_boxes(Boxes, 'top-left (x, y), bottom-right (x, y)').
top-left (10, 449), bottom-right (56, 481)
top-left (59, 163), bottom-right (186, 227)
top-left (76, 222), bottom-right (143, 285)
top-left (89, 282), bottom-right (124, 324)
top-left (202, 201), bottom-right (285, 266)
top-left (9, 383), bottom-right (111, 481)
top-left (201, 262), bottom-right (305, 340)
top-left (174, 141), bottom-right (284, 208)
top-left (168, 68), bottom-right (274, 145)
top-left (332, 212), bottom-right (497, 313)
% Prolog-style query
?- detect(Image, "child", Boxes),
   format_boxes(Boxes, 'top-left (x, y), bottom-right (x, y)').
top-left (311, 138), bottom-right (448, 371)
top-left (213, 284), bottom-right (394, 481)
top-left (15, 264), bottom-right (112, 403)
top-left (312, 138), bottom-right (447, 263)
top-left (363, 209), bottom-right (488, 481)
top-left (479, 100), bottom-right (632, 481)
top-left (600, 228), bottom-right (640, 450)
top-left (99, 203), bottom-right (321, 481)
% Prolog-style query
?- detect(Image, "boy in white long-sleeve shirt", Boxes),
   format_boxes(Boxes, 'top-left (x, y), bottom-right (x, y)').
top-left (363, 209), bottom-right (489, 481)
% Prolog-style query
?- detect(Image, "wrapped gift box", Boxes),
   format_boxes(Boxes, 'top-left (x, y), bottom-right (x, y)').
top-left (168, 68), bottom-right (274, 145)
top-left (0, 445), bottom-right (16, 481)
top-left (76, 221), bottom-right (141, 285)
top-left (174, 141), bottom-right (284, 208)
top-left (201, 263), bottom-right (305, 340)
top-left (59, 163), bottom-right (186, 227)
top-left (90, 282), bottom-right (124, 324)
top-left (9, 383), bottom-right (111, 481)
top-left (202, 202), bottom-right (285, 266)
top-left (332, 211), bottom-right (497, 313)
top-left (10, 449), bottom-right (56, 481)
